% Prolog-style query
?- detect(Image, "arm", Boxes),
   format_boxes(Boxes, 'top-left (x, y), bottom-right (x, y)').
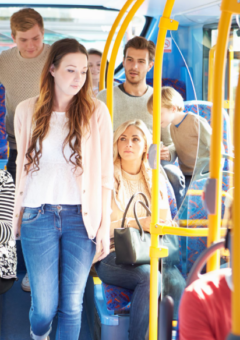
top-left (95, 100), bottom-right (114, 261)
top-left (161, 125), bottom-right (177, 162)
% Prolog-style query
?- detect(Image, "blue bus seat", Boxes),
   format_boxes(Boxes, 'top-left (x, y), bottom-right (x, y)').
top-left (94, 283), bottom-right (130, 340)
top-left (179, 173), bottom-right (231, 277)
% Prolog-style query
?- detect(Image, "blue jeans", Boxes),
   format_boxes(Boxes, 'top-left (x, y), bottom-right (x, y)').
top-left (95, 252), bottom-right (161, 340)
top-left (21, 204), bottom-right (96, 340)
top-left (161, 161), bottom-right (185, 209)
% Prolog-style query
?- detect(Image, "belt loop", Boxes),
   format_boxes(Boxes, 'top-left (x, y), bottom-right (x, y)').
top-left (41, 204), bottom-right (45, 214)
top-left (78, 205), bottom-right (81, 214)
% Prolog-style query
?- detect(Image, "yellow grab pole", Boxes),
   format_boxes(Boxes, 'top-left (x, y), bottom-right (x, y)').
top-left (106, 0), bottom-right (145, 122)
top-left (207, 1), bottom-right (233, 272)
top-left (231, 72), bottom-right (240, 336)
top-left (228, 46), bottom-right (233, 108)
top-left (149, 1), bottom-right (178, 339)
top-left (208, 45), bottom-right (215, 102)
top-left (99, 0), bottom-right (135, 91)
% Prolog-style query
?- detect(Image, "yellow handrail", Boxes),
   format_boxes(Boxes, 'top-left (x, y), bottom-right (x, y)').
top-left (232, 48), bottom-right (240, 336)
top-left (99, 0), bottom-right (135, 92)
top-left (106, 0), bottom-right (145, 122)
top-left (152, 224), bottom-right (227, 237)
top-left (149, 1), bottom-right (178, 339)
top-left (208, 45), bottom-right (215, 103)
top-left (207, 1), bottom-right (233, 272)
top-left (178, 219), bottom-right (228, 227)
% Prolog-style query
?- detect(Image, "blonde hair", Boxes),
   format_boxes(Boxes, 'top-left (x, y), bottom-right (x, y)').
top-left (113, 119), bottom-right (152, 165)
top-left (147, 86), bottom-right (184, 114)
top-left (11, 8), bottom-right (44, 38)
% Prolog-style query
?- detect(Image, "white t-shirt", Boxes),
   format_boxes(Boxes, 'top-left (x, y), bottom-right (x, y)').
top-left (22, 112), bottom-right (82, 207)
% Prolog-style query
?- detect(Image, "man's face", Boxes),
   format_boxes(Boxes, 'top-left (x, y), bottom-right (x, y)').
top-left (123, 47), bottom-right (154, 85)
top-left (12, 24), bottom-right (44, 59)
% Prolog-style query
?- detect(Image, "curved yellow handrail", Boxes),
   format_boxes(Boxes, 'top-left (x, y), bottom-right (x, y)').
top-left (149, 1), bottom-right (178, 339)
top-left (207, 3), bottom-right (233, 272)
top-left (106, 0), bottom-right (145, 122)
top-left (99, 0), bottom-right (135, 92)
top-left (208, 45), bottom-right (215, 103)
top-left (232, 48), bottom-right (240, 336)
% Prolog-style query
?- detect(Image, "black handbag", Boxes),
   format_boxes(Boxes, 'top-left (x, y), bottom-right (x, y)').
top-left (114, 192), bottom-right (179, 265)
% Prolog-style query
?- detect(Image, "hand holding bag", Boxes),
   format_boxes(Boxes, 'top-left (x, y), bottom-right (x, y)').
top-left (114, 192), bottom-right (151, 265)
top-left (114, 192), bottom-right (179, 265)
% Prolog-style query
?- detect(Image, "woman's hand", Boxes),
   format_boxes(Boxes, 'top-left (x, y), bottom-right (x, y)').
top-left (128, 216), bottom-right (152, 232)
top-left (95, 219), bottom-right (110, 261)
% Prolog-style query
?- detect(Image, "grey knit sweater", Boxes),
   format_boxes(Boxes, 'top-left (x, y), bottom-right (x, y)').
top-left (97, 85), bottom-right (176, 160)
top-left (0, 44), bottom-right (50, 149)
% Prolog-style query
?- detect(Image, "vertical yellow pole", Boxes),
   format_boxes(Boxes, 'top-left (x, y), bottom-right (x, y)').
top-left (106, 0), bottom-right (145, 122)
top-left (149, 1), bottom-right (177, 339)
top-left (208, 45), bottom-right (215, 103)
top-left (99, 0), bottom-right (135, 92)
top-left (207, 6), bottom-right (232, 272)
top-left (228, 46), bottom-right (233, 107)
top-left (230, 72), bottom-right (240, 337)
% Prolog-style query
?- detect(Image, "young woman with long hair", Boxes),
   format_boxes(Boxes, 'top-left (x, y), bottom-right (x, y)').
top-left (13, 38), bottom-right (113, 340)
top-left (94, 119), bottom-right (172, 340)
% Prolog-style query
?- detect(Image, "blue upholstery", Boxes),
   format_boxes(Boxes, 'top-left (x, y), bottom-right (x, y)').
top-left (0, 84), bottom-right (7, 160)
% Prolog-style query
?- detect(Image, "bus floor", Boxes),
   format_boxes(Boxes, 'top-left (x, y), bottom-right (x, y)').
top-left (0, 241), bottom-right (95, 340)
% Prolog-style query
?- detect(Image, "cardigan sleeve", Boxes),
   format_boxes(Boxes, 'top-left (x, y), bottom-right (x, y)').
top-left (97, 100), bottom-right (114, 190)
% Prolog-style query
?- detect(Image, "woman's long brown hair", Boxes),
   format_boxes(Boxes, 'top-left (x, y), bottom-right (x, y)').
top-left (25, 38), bottom-right (94, 174)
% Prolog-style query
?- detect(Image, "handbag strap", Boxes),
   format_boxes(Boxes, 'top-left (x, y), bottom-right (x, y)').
top-left (133, 200), bottom-right (151, 240)
top-left (121, 192), bottom-right (149, 229)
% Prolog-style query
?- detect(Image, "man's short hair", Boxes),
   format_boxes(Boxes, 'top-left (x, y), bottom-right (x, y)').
top-left (123, 36), bottom-right (156, 62)
top-left (11, 8), bottom-right (44, 37)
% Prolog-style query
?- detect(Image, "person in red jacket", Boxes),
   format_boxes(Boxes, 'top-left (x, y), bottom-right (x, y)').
top-left (179, 204), bottom-right (232, 340)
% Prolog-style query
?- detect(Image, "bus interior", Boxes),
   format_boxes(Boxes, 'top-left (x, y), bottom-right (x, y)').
top-left (0, 0), bottom-right (238, 339)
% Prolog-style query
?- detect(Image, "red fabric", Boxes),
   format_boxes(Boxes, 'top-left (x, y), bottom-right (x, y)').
top-left (179, 270), bottom-right (231, 340)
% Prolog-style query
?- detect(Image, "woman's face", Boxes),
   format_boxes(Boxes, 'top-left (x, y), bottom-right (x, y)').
top-left (117, 125), bottom-right (147, 162)
top-left (88, 54), bottom-right (101, 82)
top-left (50, 52), bottom-right (88, 97)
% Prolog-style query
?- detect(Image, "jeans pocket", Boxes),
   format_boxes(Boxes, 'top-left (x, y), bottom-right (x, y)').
top-left (22, 208), bottom-right (41, 224)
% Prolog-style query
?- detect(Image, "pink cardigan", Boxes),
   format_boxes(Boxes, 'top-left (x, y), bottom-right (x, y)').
top-left (13, 96), bottom-right (113, 239)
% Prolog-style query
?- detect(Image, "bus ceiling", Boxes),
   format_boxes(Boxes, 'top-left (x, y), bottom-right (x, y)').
top-left (1, 0), bottom-right (221, 24)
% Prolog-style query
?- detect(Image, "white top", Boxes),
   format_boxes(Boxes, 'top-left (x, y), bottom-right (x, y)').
top-left (22, 112), bottom-right (82, 207)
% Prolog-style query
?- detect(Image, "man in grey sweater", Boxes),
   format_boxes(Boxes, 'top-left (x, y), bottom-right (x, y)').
top-left (0, 8), bottom-right (50, 293)
top-left (0, 8), bottom-right (50, 183)
top-left (97, 36), bottom-right (184, 207)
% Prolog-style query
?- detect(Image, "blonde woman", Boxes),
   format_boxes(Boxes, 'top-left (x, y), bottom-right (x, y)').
top-left (13, 39), bottom-right (113, 340)
top-left (95, 119), bottom-right (172, 340)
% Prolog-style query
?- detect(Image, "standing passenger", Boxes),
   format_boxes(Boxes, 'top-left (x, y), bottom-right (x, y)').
top-left (88, 48), bottom-right (102, 96)
top-left (13, 38), bottom-right (113, 340)
top-left (0, 8), bottom-right (50, 183)
top-left (97, 36), bottom-right (184, 205)
top-left (0, 7), bottom-right (50, 293)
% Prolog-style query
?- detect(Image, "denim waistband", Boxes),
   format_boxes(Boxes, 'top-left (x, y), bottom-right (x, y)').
top-left (23, 204), bottom-right (82, 214)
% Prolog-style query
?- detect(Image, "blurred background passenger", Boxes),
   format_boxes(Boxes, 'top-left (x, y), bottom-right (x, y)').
top-left (95, 119), bottom-right (173, 340)
top-left (88, 48), bottom-right (102, 96)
